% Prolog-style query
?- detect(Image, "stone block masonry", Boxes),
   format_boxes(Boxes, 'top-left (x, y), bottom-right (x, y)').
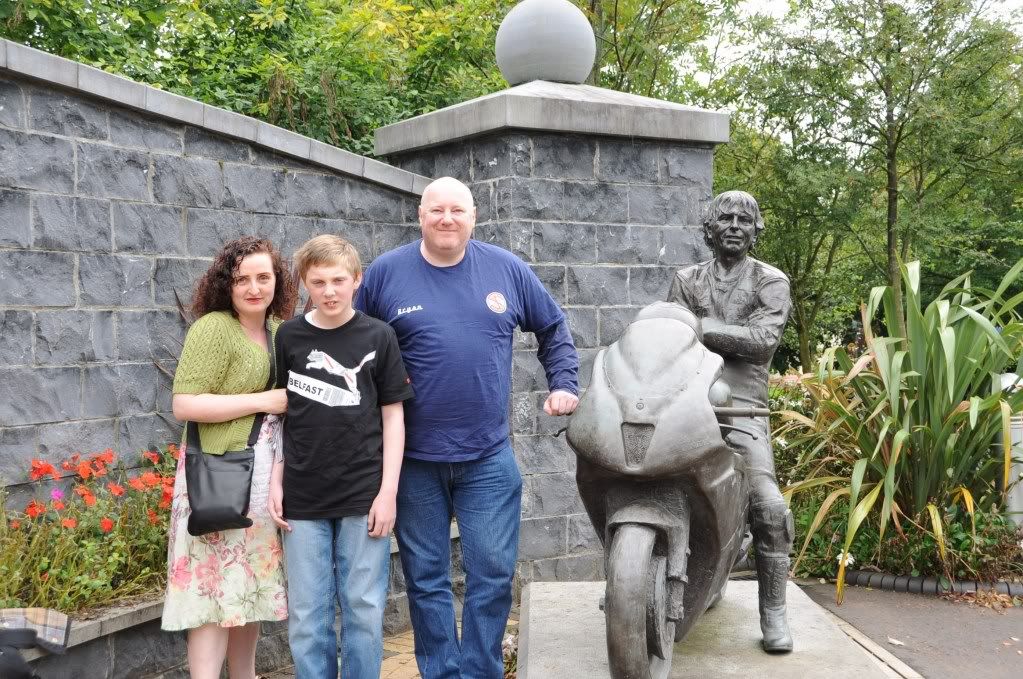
top-left (386, 129), bottom-right (715, 589)
top-left (0, 63), bottom-right (424, 497)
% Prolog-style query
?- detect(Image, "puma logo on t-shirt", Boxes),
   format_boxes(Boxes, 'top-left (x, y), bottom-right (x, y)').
top-left (288, 349), bottom-right (376, 407)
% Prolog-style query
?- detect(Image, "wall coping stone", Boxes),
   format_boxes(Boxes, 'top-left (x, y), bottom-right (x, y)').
top-left (0, 39), bottom-right (427, 196)
top-left (375, 79), bottom-right (731, 156)
top-left (20, 522), bottom-right (461, 661)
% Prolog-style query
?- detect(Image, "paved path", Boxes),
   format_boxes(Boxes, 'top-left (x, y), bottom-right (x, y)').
top-left (264, 583), bottom-right (1023, 678)
top-left (800, 581), bottom-right (1023, 679)
top-left (264, 613), bottom-right (518, 679)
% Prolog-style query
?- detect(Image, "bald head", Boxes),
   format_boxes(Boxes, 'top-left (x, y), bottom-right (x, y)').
top-left (420, 176), bottom-right (475, 208)
top-left (418, 176), bottom-right (477, 267)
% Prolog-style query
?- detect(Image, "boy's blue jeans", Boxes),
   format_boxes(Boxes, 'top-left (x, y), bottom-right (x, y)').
top-left (283, 515), bottom-right (390, 679)
top-left (395, 444), bottom-right (522, 679)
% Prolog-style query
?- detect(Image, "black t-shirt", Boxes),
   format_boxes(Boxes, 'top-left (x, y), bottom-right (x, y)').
top-left (275, 311), bottom-right (414, 519)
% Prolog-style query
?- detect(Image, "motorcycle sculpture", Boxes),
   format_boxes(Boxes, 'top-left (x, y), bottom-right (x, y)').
top-left (566, 302), bottom-right (767, 679)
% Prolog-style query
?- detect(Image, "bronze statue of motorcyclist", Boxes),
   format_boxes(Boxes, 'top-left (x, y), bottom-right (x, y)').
top-left (667, 190), bottom-right (794, 653)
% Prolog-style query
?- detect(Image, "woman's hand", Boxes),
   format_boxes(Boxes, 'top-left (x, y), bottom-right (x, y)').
top-left (262, 388), bottom-right (288, 415)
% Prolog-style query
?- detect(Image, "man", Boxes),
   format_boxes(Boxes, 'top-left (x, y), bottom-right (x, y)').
top-left (355, 176), bottom-right (580, 678)
top-left (667, 190), bottom-right (794, 653)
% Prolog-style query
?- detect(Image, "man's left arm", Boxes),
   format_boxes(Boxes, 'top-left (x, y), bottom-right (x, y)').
top-left (702, 279), bottom-right (791, 363)
top-left (534, 320), bottom-right (580, 415)
top-left (516, 262), bottom-right (580, 416)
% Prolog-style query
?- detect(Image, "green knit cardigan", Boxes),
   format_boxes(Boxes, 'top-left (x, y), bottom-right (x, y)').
top-left (172, 311), bottom-right (281, 455)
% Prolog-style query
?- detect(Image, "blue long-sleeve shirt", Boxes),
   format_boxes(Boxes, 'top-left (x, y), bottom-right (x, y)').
top-left (355, 239), bottom-right (579, 462)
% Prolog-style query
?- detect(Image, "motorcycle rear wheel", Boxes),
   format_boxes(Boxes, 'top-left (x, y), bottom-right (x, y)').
top-left (605, 524), bottom-right (674, 679)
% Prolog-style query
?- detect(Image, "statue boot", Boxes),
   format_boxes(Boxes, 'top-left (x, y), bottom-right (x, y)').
top-left (756, 554), bottom-right (793, 653)
top-left (750, 501), bottom-right (794, 653)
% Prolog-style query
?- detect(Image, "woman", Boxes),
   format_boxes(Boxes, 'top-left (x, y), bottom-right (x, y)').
top-left (162, 236), bottom-right (298, 679)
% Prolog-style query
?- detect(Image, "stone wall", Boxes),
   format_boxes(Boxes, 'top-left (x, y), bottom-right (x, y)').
top-left (0, 69), bottom-right (421, 499)
top-left (386, 130), bottom-right (714, 587)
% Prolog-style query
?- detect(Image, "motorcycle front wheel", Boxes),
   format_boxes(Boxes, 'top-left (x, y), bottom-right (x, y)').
top-left (605, 524), bottom-right (674, 679)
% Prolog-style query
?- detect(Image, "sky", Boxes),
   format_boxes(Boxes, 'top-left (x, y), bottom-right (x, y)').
top-left (741, 0), bottom-right (1023, 24)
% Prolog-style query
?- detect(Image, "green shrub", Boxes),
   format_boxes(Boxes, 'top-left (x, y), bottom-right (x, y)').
top-left (775, 260), bottom-right (1023, 600)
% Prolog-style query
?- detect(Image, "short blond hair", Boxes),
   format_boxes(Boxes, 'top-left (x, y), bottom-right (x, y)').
top-left (293, 234), bottom-right (363, 281)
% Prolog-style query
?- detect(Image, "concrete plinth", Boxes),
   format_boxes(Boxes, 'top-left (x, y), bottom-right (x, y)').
top-left (519, 580), bottom-right (890, 678)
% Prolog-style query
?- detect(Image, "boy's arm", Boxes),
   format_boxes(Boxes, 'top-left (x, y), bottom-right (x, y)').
top-left (368, 402), bottom-right (405, 537)
top-left (268, 329), bottom-right (290, 531)
top-left (268, 457), bottom-right (289, 531)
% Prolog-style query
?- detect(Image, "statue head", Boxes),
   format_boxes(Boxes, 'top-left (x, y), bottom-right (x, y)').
top-left (702, 190), bottom-right (764, 260)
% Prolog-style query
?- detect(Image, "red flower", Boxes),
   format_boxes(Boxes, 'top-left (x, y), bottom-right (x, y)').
top-left (51, 500), bottom-right (66, 511)
top-left (142, 451), bottom-right (161, 464)
top-left (140, 471), bottom-right (161, 488)
top-left (100, 517), bottom-right (115, 533)
top-left (107, 483), bottom-right (125, 497)
top-left (9, 520), bottom-right (22, 530)
top-left (76, 461), bottom-right (93, 480)
top-left (61, 518), bottom-right (77, 529)
top-left (167, 444), bottom-right (180, 460)
top-left (29, 459), bottom-right (60, 481)
top-left (128, 477), bottom-right (146, 492)
top-left (90, 459), bottom-right (108, 477)
top-left (147, 509), bottom-right (160, 526)
top-left (159, 485), bottom-right (173, 510)
top-left (74, 486), bottom-right (97, 507)
top-left (24, 501), bottom-right (45, 518)
top-left (96, 449), bottom-right (115, 465)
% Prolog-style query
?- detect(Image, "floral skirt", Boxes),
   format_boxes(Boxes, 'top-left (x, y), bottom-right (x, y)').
top-left (161, 415), bottom-right (288, 631)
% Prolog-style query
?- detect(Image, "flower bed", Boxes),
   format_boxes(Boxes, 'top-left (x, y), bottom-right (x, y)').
top-left (1, 446), bottom-right (177, 613)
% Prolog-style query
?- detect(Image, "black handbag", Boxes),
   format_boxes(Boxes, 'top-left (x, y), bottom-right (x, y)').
top-left (185, 321), bottom-right (275, 537)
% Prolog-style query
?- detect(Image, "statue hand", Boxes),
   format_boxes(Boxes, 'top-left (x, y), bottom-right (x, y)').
top-left (701, 317), bottom-right (724, 334)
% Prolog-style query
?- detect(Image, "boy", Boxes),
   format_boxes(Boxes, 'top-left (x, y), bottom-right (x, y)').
top-left (269, 235), bottom-right (414, 679)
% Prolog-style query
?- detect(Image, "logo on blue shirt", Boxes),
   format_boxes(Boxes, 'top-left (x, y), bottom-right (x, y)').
top-left (396, 305), bottom-right (424, 317)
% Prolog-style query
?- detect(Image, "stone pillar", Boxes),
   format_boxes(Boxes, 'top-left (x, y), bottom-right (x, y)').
top-left (375, 80), bottom-right (729, 586)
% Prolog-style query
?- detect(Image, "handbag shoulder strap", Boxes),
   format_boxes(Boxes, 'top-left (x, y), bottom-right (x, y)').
top-left (188, 320), bottom-right (277, 453)
top-left (245, 319), bottom-right (277, 447)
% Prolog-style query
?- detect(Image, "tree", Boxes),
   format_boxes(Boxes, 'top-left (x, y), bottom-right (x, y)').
top-left (579, 0), bottom-right (742, 97)
top-left (0, 0), bottom-right (513, 154)
top-left (714, 116), bottom-right (873, 371)
top-left (761, 0), bottom-right (1023, 333)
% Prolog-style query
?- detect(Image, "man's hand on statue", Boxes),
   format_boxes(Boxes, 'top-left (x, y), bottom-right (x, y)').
top-left (544, 389), bottom-right (579, 416)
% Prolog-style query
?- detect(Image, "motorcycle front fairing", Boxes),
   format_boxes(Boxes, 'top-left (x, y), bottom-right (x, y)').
top-left (567, 308), bottom-right (750, 641)
top-left (567, 316), bottom-right (726, 478)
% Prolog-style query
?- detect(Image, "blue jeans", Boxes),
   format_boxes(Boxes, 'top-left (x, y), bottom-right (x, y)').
top-left (283, 515), bottom-right (390, 679)
top-left (395, 444), bottom-right (522, 679)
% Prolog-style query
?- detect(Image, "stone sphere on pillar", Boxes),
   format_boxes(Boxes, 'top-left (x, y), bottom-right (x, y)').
top-left (495, 0), bottom-right (597, 86)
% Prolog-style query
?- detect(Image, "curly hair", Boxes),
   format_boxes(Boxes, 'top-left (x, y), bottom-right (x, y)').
top-left (191, 236), bottom-right (298, 320)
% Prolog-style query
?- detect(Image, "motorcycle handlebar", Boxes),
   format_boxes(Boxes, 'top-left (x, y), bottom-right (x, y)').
top-left (712, 406), bottom-right (771, 418)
